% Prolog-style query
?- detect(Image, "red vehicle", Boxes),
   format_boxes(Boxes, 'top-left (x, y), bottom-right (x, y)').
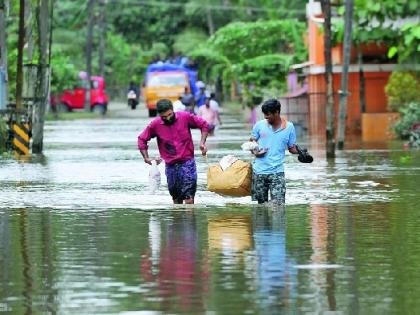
top-left (59, 76), bottom-right (109, 114)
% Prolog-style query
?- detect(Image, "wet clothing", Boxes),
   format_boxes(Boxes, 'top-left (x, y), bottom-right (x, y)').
top-left (250, 117), bottom-right (296, 204)
top-left (165, 159), bottom-right (197, 201)
top-left (251, 172), bottom-right (286, 204)
top-left (198, 105), bottom-right (218, 126)
top-left (251, 118), bottom-right (296, 175)
top-left (138, 112), bottom-right (209, 165)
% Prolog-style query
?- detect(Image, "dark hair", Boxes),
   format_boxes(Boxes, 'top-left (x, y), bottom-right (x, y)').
top-left (156, 99), bottom-right (173, 113)
top-left (261, 98), bottom-right (281, 115)
top-left (210, 92), bottom-right (216, 99)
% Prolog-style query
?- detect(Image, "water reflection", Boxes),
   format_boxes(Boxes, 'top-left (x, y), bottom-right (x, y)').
top-left (252, 207), bottom-right (297, 312)
top-left (208, 213), bottom-right (253, 254)
top-left (140, 212), bottom-right (208, 313)
top-left (304, 204), bottom-right (338, 312)
top-left (2, 201), bottom-right (420, 313)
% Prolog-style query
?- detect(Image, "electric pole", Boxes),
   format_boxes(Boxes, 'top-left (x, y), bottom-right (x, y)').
top-left (337, 0), bottom-right (354, 149)
top-left (321, 0), bottom-right (335, 158)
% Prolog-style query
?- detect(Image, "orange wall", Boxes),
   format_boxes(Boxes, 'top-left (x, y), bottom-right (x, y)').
top-left (309, 21), bottom-right (389, 66)
top-left (308, 20), bottom-right (325, 65)
top-left (308, 71), bottom-right (391, 137)
top-left (362, 113), bottom-right (400, 141)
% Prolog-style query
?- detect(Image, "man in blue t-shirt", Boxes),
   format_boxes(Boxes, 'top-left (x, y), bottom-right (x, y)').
top-left (194, 81), bottom-right (206, 109)
top-left (249, 99), bottom-right (300, 204)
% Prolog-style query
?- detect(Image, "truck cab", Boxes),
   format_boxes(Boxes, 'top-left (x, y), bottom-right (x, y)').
top-left (143, 64), bottom-right (197, 117)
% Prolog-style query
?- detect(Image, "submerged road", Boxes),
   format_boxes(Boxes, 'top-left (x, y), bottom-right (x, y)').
top-left (1, 102), bottom-right (420, 314)
top-left (1, 101), bottom-right (411, 209)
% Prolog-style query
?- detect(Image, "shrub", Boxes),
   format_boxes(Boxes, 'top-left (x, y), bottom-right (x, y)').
top-left (393, 102), bottom-right (420, 139)
top-left (385, 72), bottom-right (420, 112)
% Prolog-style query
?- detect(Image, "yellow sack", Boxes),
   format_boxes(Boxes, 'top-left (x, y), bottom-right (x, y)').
top-left (207, 160), bottom-right (252, 197)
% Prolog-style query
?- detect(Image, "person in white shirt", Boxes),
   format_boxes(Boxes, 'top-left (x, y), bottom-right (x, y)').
top-left (173, 96), bottom-right (186, 112)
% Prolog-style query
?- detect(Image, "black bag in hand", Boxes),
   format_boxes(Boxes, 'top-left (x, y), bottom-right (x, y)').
top-left (296, 144), bottom-right (313, 163)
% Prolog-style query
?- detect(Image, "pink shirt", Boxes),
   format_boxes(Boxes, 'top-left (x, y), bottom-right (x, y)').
top-left (138, 112), bottom-right (209, 165)
top-left (198, 106), bottom-right (217, 125)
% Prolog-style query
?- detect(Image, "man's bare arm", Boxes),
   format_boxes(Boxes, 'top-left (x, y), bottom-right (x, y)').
top-left (200, 131), bottom-right (209, 155)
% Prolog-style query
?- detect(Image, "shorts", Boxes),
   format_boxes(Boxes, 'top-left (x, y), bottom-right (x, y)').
top-left (165, 159), bottom-right (197, 201)
top-left (251, 172), bottom-right (286, 204)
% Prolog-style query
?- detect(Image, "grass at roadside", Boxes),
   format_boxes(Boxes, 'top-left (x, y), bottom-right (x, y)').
top-left (45, 111), bottom-right (108, 121)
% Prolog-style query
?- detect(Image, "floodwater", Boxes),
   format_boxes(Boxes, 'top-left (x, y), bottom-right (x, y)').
top-left (1, 104), bottom-right (420, 314)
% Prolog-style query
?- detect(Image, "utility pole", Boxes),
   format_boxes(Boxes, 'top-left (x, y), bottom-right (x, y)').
top-left (98, 0), bottom-right (106, 78)
top-left (16, 0), bottom-right (25, 110)
top-left (85, 0), bottom-right (94, 112)
top-left (321, 0), bottom-right (335, 158)
top-left (0, 0), bottom-right (9, 102)
top-left (337, 0), bottom-right (354, 149)
top-left (358, 46), bottom-right (366, 114)
top-left (25, 0), bottom-right (33, 61)
top-left (32, 0), bottom-right (50, 153)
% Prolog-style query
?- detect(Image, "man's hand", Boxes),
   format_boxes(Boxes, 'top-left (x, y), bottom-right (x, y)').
top-left (200, 143), bottom-right (208, 156)
top-left (154, 157), bottom-right (162, 165)
top-left (144, 157), bottom-right (153, 165)
top-left (252, 148), bottom-right (268, 158)
top-left (144, 157), bottom-right (162, 165)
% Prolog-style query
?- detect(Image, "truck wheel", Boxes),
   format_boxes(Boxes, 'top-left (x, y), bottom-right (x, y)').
top-left (148, 109), bottom-right (157, 117)
top-left (58, 103), bottom-right (70, 112)
top-left (93, 104), bottom-right (107, 115)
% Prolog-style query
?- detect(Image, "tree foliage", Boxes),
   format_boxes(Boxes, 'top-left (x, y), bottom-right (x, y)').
top-left (190, 19), bottom-right (307, 103)
top-left (385, 72), bottom-right (420, 111)
top-left (173, 29), bottom-right (208, 56)
top-left (333, 0), bottom-right (419, 63)
top-left (209, 20), bottom-right (306, 63)
top-left (3, 0), bottom-right (312, 102)
top-left (393, 102), bottom-right (420, 139)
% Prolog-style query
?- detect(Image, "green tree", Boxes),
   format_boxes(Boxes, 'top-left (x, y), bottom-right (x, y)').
top-left (190, 19), bottom-right (307, 103)
top-left (333, 0), bottom-right (419, 63)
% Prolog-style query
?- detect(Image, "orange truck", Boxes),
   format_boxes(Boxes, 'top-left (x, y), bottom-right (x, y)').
top-left (142, 63), bottom-right (197, 117)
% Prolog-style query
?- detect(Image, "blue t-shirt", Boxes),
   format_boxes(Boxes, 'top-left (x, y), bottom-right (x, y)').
top-left (251, 119), bottom-right (296, 175)
top-left (195, 91), bottom-right (206, 107)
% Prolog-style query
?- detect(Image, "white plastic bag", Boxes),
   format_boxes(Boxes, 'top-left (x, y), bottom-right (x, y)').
top-left (148, 160), bottom-right (161, 193)
top-left (241, 141), bottom-right (259, 151)
top-left (127, 90), bottom-right (137, 99)
top-left (219, 154), bottom-right (238, 171)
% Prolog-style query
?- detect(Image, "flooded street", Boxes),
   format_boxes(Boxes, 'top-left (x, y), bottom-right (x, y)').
top-left (1, 103), bottom-right (420, 314)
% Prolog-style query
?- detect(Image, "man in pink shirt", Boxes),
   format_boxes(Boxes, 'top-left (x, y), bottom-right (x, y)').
top-left (138, 99), bottom-right (209, 204)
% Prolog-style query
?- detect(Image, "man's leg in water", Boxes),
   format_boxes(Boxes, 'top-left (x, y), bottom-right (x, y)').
top-left (252, 173), bottom-right (269, 204)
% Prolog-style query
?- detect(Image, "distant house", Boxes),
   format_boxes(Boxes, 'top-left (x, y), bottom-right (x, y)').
top-left (300, 1), bottom-right (404, 141)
